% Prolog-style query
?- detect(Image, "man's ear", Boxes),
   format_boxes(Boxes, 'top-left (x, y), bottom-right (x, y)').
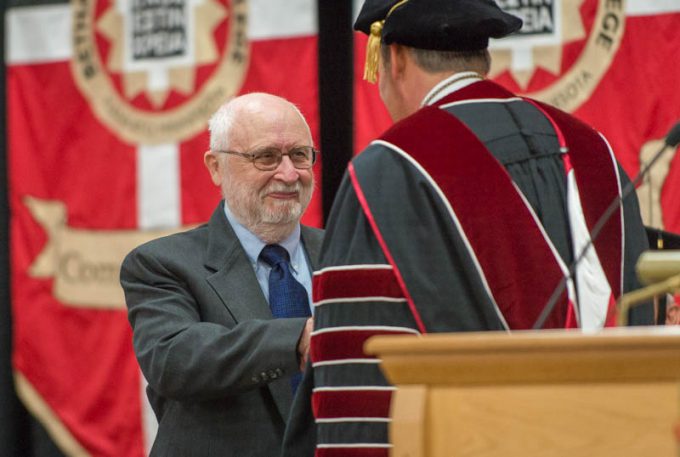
top-left (204, 151), bottom-right (222, 186)
top-left (389, 44), bottom-right (408, 82)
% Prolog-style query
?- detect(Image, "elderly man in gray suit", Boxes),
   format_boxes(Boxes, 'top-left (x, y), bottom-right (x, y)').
top-left (120, 93), bottom-right (323, 456)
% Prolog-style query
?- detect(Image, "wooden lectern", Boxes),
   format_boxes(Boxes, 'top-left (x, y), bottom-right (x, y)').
top-left (364, 327), bottom-right (680, 457)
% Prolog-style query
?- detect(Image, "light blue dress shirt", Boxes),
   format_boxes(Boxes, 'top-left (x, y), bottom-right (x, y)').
top-left (223, 202), bottom-right (313, 313)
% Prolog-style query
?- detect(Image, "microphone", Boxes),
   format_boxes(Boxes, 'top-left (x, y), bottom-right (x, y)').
top-left (532, 121), bottom-right (680, 329)
top-left (666, 123), bottom-right (680, 150)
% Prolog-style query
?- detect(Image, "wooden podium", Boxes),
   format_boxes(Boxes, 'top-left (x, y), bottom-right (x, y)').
top-left (364, 327), bottom-right (680, 457)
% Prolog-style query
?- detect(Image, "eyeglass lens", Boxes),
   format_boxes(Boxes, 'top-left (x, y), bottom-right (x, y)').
top-left (253, 147), bottom-right (315, 170)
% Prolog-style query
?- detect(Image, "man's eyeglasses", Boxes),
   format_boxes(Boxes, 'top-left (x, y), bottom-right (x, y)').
top-left (215, 146), bottom-right (317, 171)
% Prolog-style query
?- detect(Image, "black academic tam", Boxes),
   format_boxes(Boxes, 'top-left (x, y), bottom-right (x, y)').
top-left (354, 0), bottom-right (523, 51)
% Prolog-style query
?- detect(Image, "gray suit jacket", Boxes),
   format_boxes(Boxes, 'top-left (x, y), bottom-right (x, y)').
top-left (120, 201), bottom-right (324, 457)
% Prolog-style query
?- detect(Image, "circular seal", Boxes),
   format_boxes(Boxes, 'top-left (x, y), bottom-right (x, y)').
top-left (490, 0), bottom-right (625, 113)
top-left (71, 0), bottom-right (248, 144)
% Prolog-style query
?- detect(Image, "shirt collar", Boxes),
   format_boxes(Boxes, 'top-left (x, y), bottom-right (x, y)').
top-left (420, 71), bottom-right (484, 107)
top-left (223, 201), bottom-right (302, 268)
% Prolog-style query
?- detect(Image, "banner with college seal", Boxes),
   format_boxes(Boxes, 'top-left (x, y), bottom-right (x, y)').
top-left (6, 0), bottom-right (320, 455)
top-left (355, 0), bottom-right (680, 235)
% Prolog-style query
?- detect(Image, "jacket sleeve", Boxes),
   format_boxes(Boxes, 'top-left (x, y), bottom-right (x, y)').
top-left (280, 359), bottom-right (316, 457)
top-left (120, 246), bottom-right (307, 401)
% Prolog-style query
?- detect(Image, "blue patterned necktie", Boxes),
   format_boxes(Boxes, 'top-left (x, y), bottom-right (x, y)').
top-left (259, 244), bottom-right (310, 393)
top-left (260, 244), bottom-right (311, 318)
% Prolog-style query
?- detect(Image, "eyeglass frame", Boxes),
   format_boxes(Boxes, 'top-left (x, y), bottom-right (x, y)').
top-left (213, 146), bottom-right (318, 171)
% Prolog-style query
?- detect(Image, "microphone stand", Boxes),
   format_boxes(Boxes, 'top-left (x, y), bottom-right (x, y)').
top-left (532, 122), bottom-right (680, 329)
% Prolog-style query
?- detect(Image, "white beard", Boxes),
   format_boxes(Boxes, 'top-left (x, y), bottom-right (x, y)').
top-left (224, 178), bottom-right (313, 238)
top-left (258, 182), bottom-right (304, 224)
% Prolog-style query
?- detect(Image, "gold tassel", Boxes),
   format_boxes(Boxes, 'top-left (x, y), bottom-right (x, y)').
top-left (362, 0), bottom-right (410, 84)
top-left (363, 20), bottom-right (384, 84)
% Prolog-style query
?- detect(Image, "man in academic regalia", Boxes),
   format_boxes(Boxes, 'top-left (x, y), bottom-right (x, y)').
top-left (282, 1), bottom-right (654, 456)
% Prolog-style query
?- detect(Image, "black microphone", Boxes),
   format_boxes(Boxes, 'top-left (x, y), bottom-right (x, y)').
top-left (666, 122), bottom-right (680, 150)
top-left (532, 121), bottom-right (680, 329)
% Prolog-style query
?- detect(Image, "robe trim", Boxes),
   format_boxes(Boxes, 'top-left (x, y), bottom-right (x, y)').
top-left (313, 390), bottom-right (392, 418)
top-left (380, 104), bottom-right (570, 329)
top-left (507, 152), bottom-right (582, 327)
top-left (510, 180), bottom-right (571, 277)
top-left (599, 132), bottom-right (626, 296)
top-left (441, 84), bottom-right (622, 326)
top-left (314, 264), bottom-right (393, 275)
top-left (311, 328), bottom-right (416, 363)
top-left (313, 265), bottom-right (402, 303)
top-left (314, 297), bottom-right (407, 308)
top-left (440, 96), bottom-right (524, 109)
top-left (348, 162), bottom-right (428, 333)
top-left (443, 80), bottom-right (623, 299)
top-left (523, 97), bottom-right (613, 327)
top-left (314, 387), bottom-right (397, 392)
top-left (534, 101), bottom-right (623, 298)
top-left (369, 139), bottom-right (511, 331)
top-left (311, 326), bottom-right (419, 336)
top-left (441, 98), bottom-right (574, 292)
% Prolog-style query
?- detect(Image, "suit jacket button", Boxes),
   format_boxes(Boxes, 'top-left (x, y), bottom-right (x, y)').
top-left (268, 370), bottom-right (277, 379)
top-left (251, 376), bottom-right (259, 383)
top-left (260, 371), bottom-right (269, 381)
top-left (275, 368), bottom-right (283, 376)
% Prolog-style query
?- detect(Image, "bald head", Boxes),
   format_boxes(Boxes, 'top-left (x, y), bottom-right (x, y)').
top-left (203, 92), bottom-right (315, 243)
top-left (209, 93), bottom-right (312, 153)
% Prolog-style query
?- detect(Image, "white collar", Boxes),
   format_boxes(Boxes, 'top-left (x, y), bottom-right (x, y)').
top-left (420, 72), bottom-right (484, 107)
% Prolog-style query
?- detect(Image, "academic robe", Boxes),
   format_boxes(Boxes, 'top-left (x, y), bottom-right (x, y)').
top-left (282, 80), bottom-right (653, 457)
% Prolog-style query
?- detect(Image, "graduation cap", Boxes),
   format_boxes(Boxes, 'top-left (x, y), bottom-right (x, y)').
top-left (354, 0), bottom-right (523, 83)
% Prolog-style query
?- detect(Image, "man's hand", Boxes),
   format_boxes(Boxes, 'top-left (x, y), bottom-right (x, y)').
top-left (297, 317), bottom-right (313, 372)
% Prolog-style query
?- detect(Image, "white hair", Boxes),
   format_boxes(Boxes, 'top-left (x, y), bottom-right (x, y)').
top-left (208, 92), bottom-right (311, 152)
top-left (208, 99), bottom-right (237, 152)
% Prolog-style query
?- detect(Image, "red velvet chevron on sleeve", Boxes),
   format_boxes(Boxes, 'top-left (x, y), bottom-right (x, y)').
top-left (312, 265), bottom-right (404, 303)
top-left (310, 265), bottom-right (421, 457)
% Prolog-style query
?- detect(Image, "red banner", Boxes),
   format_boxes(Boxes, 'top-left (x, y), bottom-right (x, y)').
top-left (7, 0), bottom-right (319, 455)
top-left (7, 1), bottom-right (680, 455)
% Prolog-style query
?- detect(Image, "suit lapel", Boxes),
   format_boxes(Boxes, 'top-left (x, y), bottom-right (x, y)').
top-left (204, 203), bottom-right (272, 322)
top-left (203, 203), bottom-right (324, 421)
top-left (301, 225), bottom-right (323, 270)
